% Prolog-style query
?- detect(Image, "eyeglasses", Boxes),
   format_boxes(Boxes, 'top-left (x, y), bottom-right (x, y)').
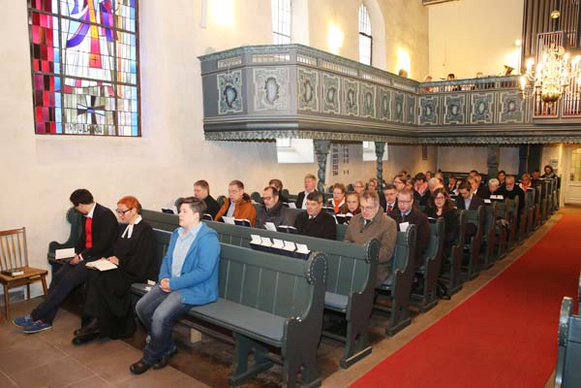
top-left (116, 208), bottom-right (133, 215)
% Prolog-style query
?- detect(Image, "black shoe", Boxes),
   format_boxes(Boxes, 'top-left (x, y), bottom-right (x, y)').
top-left (72, 331), bottom-right (100, 346)
top-left (130, 358), bottom-right (153, 375)
top-left (74, 317), bottom-right (98, 337)
top-left (152, 346), bottom-right (178, 370)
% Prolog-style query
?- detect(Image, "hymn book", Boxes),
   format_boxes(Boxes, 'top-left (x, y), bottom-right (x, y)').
top-left (86, 258), bottom-right (118, 272)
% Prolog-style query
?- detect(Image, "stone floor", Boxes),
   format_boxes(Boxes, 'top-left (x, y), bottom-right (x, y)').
top-left (0, 207), bottom-right (571, 387)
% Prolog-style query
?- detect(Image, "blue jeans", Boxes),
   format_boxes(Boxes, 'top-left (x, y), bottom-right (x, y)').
top-left (135, 285), bottom-right (192, 363)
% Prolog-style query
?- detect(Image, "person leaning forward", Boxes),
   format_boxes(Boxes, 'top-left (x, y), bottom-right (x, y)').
top-left (344, 191), bottom-right (397, 286)
top-left (215, 180), bottom-right (257, 226)
top-left (13, 189), bottom-right (118, 334)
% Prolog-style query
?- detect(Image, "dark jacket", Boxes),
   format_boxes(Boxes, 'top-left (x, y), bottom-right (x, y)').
top-left (295, 190), bottom-right (317, 209)
top-left (423, 207), bottom-right (459, 256)
top-left (255, 201), bottom-right (296, 229)
top-left (75, 203), bottom-right (118, 261)
top-left (203, 195), bottom-right (221, 220)
top-left (389, 207), bottom-right (430, 269)
top-left (455, 195), bottom-right (484, 211)
top-left (294, 210), bottom-right (336, 240)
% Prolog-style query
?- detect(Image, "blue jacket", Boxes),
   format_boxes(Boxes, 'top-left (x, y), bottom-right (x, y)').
top-left (158, 223), bottom-right (220, 305)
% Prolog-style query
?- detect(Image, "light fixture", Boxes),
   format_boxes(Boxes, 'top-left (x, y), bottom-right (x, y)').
top-left (520, 44), bottom-right (581, 104)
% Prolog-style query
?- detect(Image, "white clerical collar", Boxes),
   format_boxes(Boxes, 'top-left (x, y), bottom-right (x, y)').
top-left (122, 215), bottom-right (142, 239)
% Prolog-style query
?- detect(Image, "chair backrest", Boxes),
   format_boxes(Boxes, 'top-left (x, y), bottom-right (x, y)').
top-left (423, 218), bottom-right (445, 262)
top-left (0, 227), bottom-right (29, 271)
top-left (455, 210), bottom-right (467, 245)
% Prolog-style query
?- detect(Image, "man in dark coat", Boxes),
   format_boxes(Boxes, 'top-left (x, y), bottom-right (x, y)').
top-left (294, 191), bottom-right (336, 240)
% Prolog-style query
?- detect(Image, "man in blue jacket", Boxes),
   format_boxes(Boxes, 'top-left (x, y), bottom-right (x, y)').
top-left (130, 197), bottom-right (221, 375)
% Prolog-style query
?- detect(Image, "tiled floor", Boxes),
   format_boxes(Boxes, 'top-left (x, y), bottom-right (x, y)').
top-left (0, 207), bottom-right (569, 387)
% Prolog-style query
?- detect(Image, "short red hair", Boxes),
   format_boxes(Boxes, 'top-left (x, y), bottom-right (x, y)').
top-left (117, 195), bottom-right (142, 212)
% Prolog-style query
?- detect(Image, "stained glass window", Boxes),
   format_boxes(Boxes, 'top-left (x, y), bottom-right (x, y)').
top-left (28, 0), bottom-right (140, 136)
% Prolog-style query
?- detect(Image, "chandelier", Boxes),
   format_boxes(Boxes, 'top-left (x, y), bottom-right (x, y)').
top-left (520, 44), bottom-right (581, 104)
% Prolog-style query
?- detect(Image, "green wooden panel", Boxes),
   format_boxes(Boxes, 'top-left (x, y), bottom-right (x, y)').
top-left (223, 259), bottom-right (245, 302)
top-left (256, 267), bottom-right (277, 313)
top-left (240, 264), bottom-right (261, 307)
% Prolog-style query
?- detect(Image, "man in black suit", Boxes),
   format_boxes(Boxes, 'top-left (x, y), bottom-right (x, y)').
top-left (456, 181), bottom-right (484, 211)
top-left (194, 179), bottom-right (220, 220)
top-left (295, 173), bottom-right (317, 209)
top-left (13, 189), bottom-right (118, 334)
top-left (388, 189), bottom-right (430, 269)
top-left (294, 191), bottom-right (336, 240)
top-left (469, 174), bottom-right (490, 199)
top-left (383, 183), bottom-right (398, 215)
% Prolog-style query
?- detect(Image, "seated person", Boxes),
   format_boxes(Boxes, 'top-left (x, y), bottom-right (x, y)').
top-left (294, 191), bottom-right (336, 240)
top-left (368, 177), bottom-right (386, 209)
top-left (255, 186), bottom-right (296, 229)
top-left (497, 170), bottom-right (507, 186)
top-left (497, 175), bottom-right (525, 216)
top-left (455, 181), bottom-right (483, 243)
top-left (531, 169), bottom-right (541, 188)
top-left (338, 192), bottom-right (361, 224)
top-left (269, 178), bottom-right (289, 204)
top-left (519, 173), bottom-right (532, 192)
top-left (423, 188), bottom-right (459, 257)
top-left (296, 173), bottom-right (317, 209)
top-left (393, 175), bottom-right (407, 192)
top-left (72, 195), bottom-right (158, 345)
top-left (352, 180), bottom-right (365, 195)
top-left (13, 189), bottom-right (118, 333)
top-left (215, 180), bottom-right (257, 226)
top-left (487, 178), bottom-right (503, 200)
top-left (413, 172), bottom-right (430, 207)
top-left (328, 183), bottom-right (346, 214)
top-left (388, 189), bottom-right (430, 269)
top-left (383, 183), bottom-right (398, 214)
top-left (344, 191), bottom-right (397, 286)
top-left (193, 179), bottom-right (220, 220)
top-left (130, 197), bottom-right (221, 375)
top-left (469, 174), bottom-right (490, 199)
top-left (447, 174), bottom-right (458, 195)
top-left (455, 181), bottom-right (484, 210)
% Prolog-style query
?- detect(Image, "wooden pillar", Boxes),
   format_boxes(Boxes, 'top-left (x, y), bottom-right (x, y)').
top-left (487, 144), bottom-right (500, 180)
top-left (375, 141), bottom-right (386, 183)
top-left (314, 140), bottom-right (331, 192)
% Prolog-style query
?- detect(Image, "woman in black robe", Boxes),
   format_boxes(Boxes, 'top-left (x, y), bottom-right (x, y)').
top-left (73, 195), bottom-right (158, 344)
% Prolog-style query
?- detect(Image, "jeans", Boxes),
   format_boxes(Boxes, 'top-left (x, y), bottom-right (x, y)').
top-left (135, 285), bottom-right (192, 363)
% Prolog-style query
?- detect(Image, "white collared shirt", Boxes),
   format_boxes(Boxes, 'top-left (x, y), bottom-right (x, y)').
top-left (121, 215), bottom-right (142, 239)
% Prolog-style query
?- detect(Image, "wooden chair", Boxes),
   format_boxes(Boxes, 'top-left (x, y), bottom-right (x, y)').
top-left (0, 227), bottom-right (48, 320)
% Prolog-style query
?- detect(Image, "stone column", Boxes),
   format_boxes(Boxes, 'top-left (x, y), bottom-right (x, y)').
top-left (314, 140), bottom-right (331, 192)
top-left (375, 141), bottom-right (386, 183)
top-left (487, 144), bottom-right (500, 179)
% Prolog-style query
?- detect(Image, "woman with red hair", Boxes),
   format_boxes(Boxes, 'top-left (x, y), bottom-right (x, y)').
top-left (72, 195), bottom-right (158, 345)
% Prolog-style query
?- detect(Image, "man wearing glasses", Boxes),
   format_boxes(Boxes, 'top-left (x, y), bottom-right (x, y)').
top-left (255, 186), bottom-right (295, 229)
top-left (13, 189), bottom-right (117, 334)
top-left (344, 191), bottom-right (397, 286)
top-left (388, 189), bottom-right (430, 270)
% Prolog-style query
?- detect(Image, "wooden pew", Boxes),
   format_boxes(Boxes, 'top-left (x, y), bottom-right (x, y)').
top-left (523, 189), bottom-right (535, 237)
top-left (554, 296), bottom-right (581, 388)
top-left (46, 207), bottom-right (83, 276)
top-left (463, 206), bottom-right (485, 280)
top-left (480, 202), bottom-right (498, 268)
top-left (533, 185), bottom-right (542, 229)
top-left (374, 225), bottom-right (417, 336)
top-left (133, 228), bottom-right (327, 387)
top-left (141, 209), bottom-right (378, 369)
top-left (439, 210), bottom-right (466, 296)
top-left (411, 218), bottom-right (445, 312)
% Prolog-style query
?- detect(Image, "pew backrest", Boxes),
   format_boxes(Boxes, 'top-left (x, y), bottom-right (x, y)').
top-left (555, 296), bottom-right (581, 388)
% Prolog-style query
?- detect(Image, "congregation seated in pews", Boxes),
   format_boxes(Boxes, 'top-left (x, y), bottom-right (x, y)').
top-left (32, 163), bottom-right (560, 386)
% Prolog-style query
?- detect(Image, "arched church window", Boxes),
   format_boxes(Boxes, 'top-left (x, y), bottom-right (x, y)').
top-left (359, 3), bottom-right (372, 66)
top-left (272, 0), bottom-right (291, 44)
top-left (28, 0), bottom-right (140, 136)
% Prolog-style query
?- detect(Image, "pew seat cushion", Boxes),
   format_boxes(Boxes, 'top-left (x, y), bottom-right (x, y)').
top-left (191, 299), bottom-right (285, 347)
top-left (325, 291), bottom-right (348, 312)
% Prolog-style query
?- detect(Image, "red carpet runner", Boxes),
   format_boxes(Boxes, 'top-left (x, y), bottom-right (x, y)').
top-left (352, 215), bottom-right (581, 388)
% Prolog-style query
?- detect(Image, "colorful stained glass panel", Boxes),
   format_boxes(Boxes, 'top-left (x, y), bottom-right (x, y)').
top-left (28, 0), bottom-right (139, 136)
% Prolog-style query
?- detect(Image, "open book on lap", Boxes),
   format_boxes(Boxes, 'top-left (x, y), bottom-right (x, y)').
top-left (86, 258), bottom-right (118, 272)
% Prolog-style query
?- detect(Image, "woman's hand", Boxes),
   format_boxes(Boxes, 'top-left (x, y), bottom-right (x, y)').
top-left (107, 256), bottom-right (120, 265)
top-left (160, 277), bottom-right (171, 293)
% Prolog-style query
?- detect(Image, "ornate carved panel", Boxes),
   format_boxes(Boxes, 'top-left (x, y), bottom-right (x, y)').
top-left (406, 95), bottom-right (416, 124)
top-left (498, 91), bottom-right (524, 123)
top-left (444, 94), bottom-right (466, 125)
top-left (343, 78), bottom-right (359, 116)
top-left (470, 93), bottom-right (494, 124)
top-left (253, 67), bottom-right (290, 111)
top-left (322, 73), bottom-right (340, 114)
top-left (218, 70), bottom-right (243, 115)
top-left (361, 83), bottom-right (376, 118)
top-left (379, 88), bottom-right (391, 121)
top-left (298, 68), bottom-right (319, 112)
top-left (393, 92), bottom-right (405, 122)
top-left (419, 95), bottom-right (439, 125)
